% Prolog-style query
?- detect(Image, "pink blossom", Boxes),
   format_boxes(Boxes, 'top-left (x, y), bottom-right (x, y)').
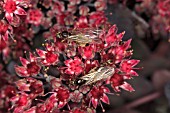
top-left (64, 57), bottom-right (83, 76)
top-left (26, 9), bottom-right (43, 26)
top-left (15, 53), bottom-right (41, 77)
top-left (3, 0), bottom-right (27, 25)
top-left (89, 86), bottom-right (110, 109)
top-left (120, 59), bottom-right (140, 76)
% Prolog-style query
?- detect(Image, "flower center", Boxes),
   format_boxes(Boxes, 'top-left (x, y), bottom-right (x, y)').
top-left (91, 88), bottom-right (103, 99)
top-left (57, 88), bottom-right (69, 102)
top-left (27, 62), bottom-right (40, 75)
top-left (45, 52), bottom-right (58, 64)
top-left (4, 0), bottom-right (17, 13)
top-left (17, 95), bottom-right (28, 106)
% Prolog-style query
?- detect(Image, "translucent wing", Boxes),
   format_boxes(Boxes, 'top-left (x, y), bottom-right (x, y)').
top-left (67, 28), bottom-right (103, 45)
top-left (80, 67), bottom-right (115, 85)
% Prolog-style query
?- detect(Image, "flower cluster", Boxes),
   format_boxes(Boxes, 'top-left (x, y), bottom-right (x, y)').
top-left (0, 0), bottom-right (142, 112)
top-left (13, 25), bottom-right (140, 112)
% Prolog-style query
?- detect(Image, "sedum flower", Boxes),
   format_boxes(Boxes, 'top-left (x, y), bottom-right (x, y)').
top-left (89, 86), bottom-right (110, 110)
top-left (15, 53), bottom-right (41, 77)
top-left (64, 57), bottom-right (83, 76)
top-left (3, 0), bottom-right (27, 26)
top-left (26, 9), bottom-right (43, 26)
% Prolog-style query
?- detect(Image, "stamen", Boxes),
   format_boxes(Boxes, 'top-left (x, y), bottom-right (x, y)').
top-left (9, 33), bottom-right (16, 42)
top-left (42, 92), bottom-right (55, 96)
top-left (35, 98), bottom-right (45, 102)
top-left (8, 105), bottom-right (14, 111)
top-left (107, 92), bottom-right (115, 95)
top-left (99, 100), bottom-right (105, 112)
top-left (67, 103), bottom-right (71, 110)
top-left (89, 99), bottom-right (92, 107)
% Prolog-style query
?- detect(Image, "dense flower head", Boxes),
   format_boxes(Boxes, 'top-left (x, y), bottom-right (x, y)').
top-left (12, 24), bottom-right (140, 112)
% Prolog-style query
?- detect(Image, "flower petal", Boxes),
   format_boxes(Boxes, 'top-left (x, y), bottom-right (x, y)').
top-left (36, 49), bottom-right (46, 58)
top-left (15, 65), bottom-right (29, 77)
top-left (92, 97), bottom-right (98, 108)
top-left (14, 6), bottom-right (27, 15)
top-left (120, 82), bottom-right (135, 92)
top-left (101, 93), bottom-right (109, 104)
top-left (23, 106), bottom-right (36, 113)
top-left (29, 52), bottom-right (36, 62)
top-left (20, 57), bottom-right (29, 67)
top-left (65, 68), bottom-right (74, 75)
top-left (3, 32), bottom-right (9, 41)
top-left (15, 79), bottom-right (30, 92)
top-left (5, 13), bottom-right (13, 23)
top-left (128, 59), bottom-right (140, 67)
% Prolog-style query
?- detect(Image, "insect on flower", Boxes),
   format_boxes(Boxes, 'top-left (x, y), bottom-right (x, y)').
top-left (79, 66), bottom-right (115, 85)
top-left (56, 28), bottom-right (103, 46)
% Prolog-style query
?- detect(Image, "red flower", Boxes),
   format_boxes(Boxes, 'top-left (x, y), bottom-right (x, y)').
top-left (89, 86), bottom-right (110, 109)
top-left (108, 39), bottom-right (132, 63)
top-left (110, 73), bottom-right (124, 87)
top-left (110, 73), bottom-right (134, 92)
top-left (75, 16), bottom-right (89, 28)
top-left (15, 53), bottom-right (41, 77)
top-left (105, 25), bottom-right (126, 46)
top-left (50, 87), bottom-right (70, 109)
top-left (26, 9), bottom-right (43, 26)
top-left (47, 76), bottom-right (61, 88)
top-left (15, 78), bottom-right (44, 98)
top-left (36, 49), bottom-right (58, 66)
top-left (84, 60), bottom-right (99, 73)
top-left (79, 6), bottom-right (89, 16)
top-left (94, 0), bottom-right (107, 11)
top-left (0, 85), bottom-right (16, 99)
top-left (70, 90), bottom-right (83, 102)
top-left (157, 0), bottom-right (170, 17)
top-left (78, 44), bottom-right (95, 59)
top-left (52, 1), bottom-right (65, 14)
top-left (10, 93), bottom-right (31, 113)
top-left (56, 13), bottom-right (67, 25)
top-left (120, 59), bottom-right (140, 76)
top-left (3, 0), bottom-right (27, 25)
top-left (54, 39), bottom-right (66, 52)
top-left (89, 11), bottom-right (107, 27)
top-left (36, 95), bottom-right (57, 113)
top-left (105, 25), bottom-right (118, 45)
top-left (64, 57), bottom-right (83, 75)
